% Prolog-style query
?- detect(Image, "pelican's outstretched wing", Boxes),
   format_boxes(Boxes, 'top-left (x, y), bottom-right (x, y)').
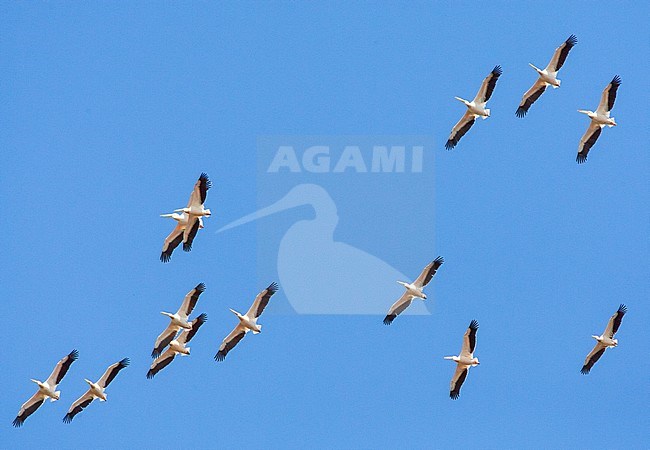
top-left (62, 391), bottom-right (94, 423)
top-left (472, 65), bottom-right (502, 104)
top-left (245, 282), bottom-right (279, 319)
top-left (186, 173), bottom-right (212, 208)
top-left (603, 304), bottom-right (627, 339)
top-left (413, 256), bottom-right (444, 288)
top-left (576, 122), bottom-right (603, 164)
top-left (152, 324), bottom-right (180, 358)
top-left (161, 224), bottom-right (184, 263)
top-left (13, 392), bottom-right (46, 427)
top-left (182, 216), bottom-right (201, 252)
top-left (460, 320), bottom-right (479, 358)
top-left (97, 358), bottom-right (130, 389)
top-left (147, 348), bottom-right (177, 379)
top-left (46, 349), bottom-right (79, 387)
top-left (596, 75), bottom-right (621, 116)
top-left (516, 79), bottom-right (547, 118)
top-left (177, 283), bottom-right (206, 318)
top-left (449, 365), bottom-right (469, 400)
top-left (214, 325), bottom-right (247, 361)
top-left (383, 292), bottom-right (414, 325)
top-left (445, 111), bottom-right (476, 150)
top-left (177, 313), bottom-right (208, 345)
top-left (581, 342), bottom-right (607, 374)
top-left (545, 34), bottom-right (577, 73)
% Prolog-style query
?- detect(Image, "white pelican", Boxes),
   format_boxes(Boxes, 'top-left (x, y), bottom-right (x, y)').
top-left (63, 358), bottom-right (129, 423)
top-left (581, 304), bottom-right (627, 374)
top-left (160, 212), bottom-right (204, 263)
top-left (516, 35), bottom-right (577, 117)
top-left (445, 320), bottom-right (479, 400)
top-left (383, 257), bottom-right (444, 325)
top-left (151, 283), bottom-right (206, 358)
top-left (215, 282), bottom-right (278, 361)
top-left (160, 173), bottom-right (212, 261)
top-left (147, 313), bottom-right (207, 378)
top-left (13, 350), bottom-right (79, 427)
top-left (576, 76), bottom-right (621, 163)
top-left (445, 66), bottom-right (502, 150)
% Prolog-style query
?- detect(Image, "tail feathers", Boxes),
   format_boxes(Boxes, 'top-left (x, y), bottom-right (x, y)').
top-left (51, 391), bottom-right (61, 402)
top-left (181, 347), bottom-right (191, 356)
top-left (252, 325), bottom-right (262, 334)
top-left (481, 109), bottom-right (490, 119)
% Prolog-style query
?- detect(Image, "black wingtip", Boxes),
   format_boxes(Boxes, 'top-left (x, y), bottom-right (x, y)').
top-left (196, 282), bottom-right (206, 293)
top-left (450, 392), bottom-right (460, 400)
top-left (445, 140), bottom-right (456, 151)
top-left (580, 366), bottom-right (590, 375)
top-left (199, 173), bottom-right (213, 190)
top-left (383, 315), bottom-right (395, 325)
top-left (119, 358), bottom-right (130, 367)
top-left (151, 350), bottom-right (161, 359)
top-left (469, 320), bottom-right (479, 331)
top-left (492, 65), bottom-right (503, 77)
top-left (618, 304), bottom-right (628, 314)
top-left (434, 256), bottom-right (444, 264)
top-left (267, 282), bottom-right (279, 294)
top-left (160, 252), bottom-right (172, 263)
top-left (515, 107), bottom-right (527, 118)
top-left (611, 75), bottom-right (621, 86)
top-left (196, 312), bottom-right (208, 323)
top-left (12, 418), bottom-right (23, 428)
top-left (146, 370), bottom-right (155, 379)
top-left (62, 414), bottom-right (73, 424)
top-left (566, 34), bottom-right (578, 46)
top-left (182, 243), bottom-right (192, 252)
top-left (214, 353), bottom-right (226, 362)
top-left (69, 349), bottom-right (79, 361)
top-left (576, 153), bottom-right (587, 164)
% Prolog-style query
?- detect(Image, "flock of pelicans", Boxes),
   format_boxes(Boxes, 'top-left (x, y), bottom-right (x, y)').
top-left (445, 34), bottom-right (620, 163)
top-left (13, 34), bottom-right (627, 428)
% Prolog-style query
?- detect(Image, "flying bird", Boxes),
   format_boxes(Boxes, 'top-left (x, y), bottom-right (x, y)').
top-left (151, 283), bottom-right (206, 358)
top-left (383, 257), bottom-right (444, 325)
top-left (444, 320), bottom-right (480, 400)
top-left (516, 35), bottom-right (578, 117)
top-left (63, 358), bottom-right (129, 423)
top-left (581, 304), bottom-right (627, 374)
top-left (160, 173), bottom-right (212, 261)
top-left (13, 350), bottom-right (79, 427)
top-left (445, 66), bottom-right (502, 150)
top-left (215, 282), bottom-right (278, 361)
top-left (576, 76), bottom-right (621, 163)
top-left (147, 313), bottom-right (207, 378)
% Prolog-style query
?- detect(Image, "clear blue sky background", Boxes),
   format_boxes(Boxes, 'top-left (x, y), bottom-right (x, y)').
top-left (2, 2), bottom-right (649, 448)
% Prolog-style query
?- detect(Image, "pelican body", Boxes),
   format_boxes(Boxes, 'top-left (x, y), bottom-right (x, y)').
top-left (445, 320), bottom-right (480, 400)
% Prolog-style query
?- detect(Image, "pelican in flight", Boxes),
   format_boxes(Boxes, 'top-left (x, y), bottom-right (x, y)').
top-left (581, 304), bottom-right (627, 374)
top-left (160, 173), bottom-right (212, 261)
top-left (63, 358), bottom-right (129, 423)
top-left (445, 66), bottom-right (502, 150)
top-left (147, 313), bottom-right (207, 378)
top-left (151, 283), bottom-right (206, 358)
top-left (13, 350), bottom-right (79, 427)
top-left (516, 35), bottom-right (577, 117)
top-left (445, 320), bottom-right (479, 400)
top-left (576, 76), bottom-right (621, 163)
top-left (383, 257), bottom-right (444, 325)
top-left (215, 282), bottom-right (278, 361)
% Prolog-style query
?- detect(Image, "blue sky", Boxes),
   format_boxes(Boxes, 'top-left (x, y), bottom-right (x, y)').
top-left (2, 2), bottom-right (649, 448)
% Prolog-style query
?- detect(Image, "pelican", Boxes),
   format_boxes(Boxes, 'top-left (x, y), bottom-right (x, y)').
top-left (160, 173), bottom-right (212, 261)
top-left (13, 350), bottom-right (79, 427)
top-left (151, 283), bottom-right (206, 358)
top-left (516, 35), bottom-right (577, 117)
top-left (445, 65), bottom-right (502, 150)
top-left (576, 76), bottom-right (621, 163)
top-left (63, 358), bottom-right (129, 423)
top-left (147, 313), bottom-right (207, 378)
top-left (215, 282), bottom-right (278, 361)
top-left (581, 304), bottom-right (627, 374)
top-left (160, 212), bottom-right (204, 263)
top-left (444, 320), bottom-right (479, 400)
top-left (383, 257), bottom-right (444, 325)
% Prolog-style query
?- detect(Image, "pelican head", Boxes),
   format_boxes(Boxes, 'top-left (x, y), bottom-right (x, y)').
top-left (84, 378), bottom-right (93, 387)
top-left (591, 335), bottom-right (602, 341)
top-left (443, 356), bottom-right (459, 362)
top-left (30, 379), bottom-right (44, 389)
top-left (160, 311), bottom-right (174, 319)
top-left (454, 96), bottom-right (470, 107)
top-left (229, 308), bottom-right (242, 319)
top-left (578, 110), bottom-right (595, 119)
top-left (528, 63), bottom-right (543, 74)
